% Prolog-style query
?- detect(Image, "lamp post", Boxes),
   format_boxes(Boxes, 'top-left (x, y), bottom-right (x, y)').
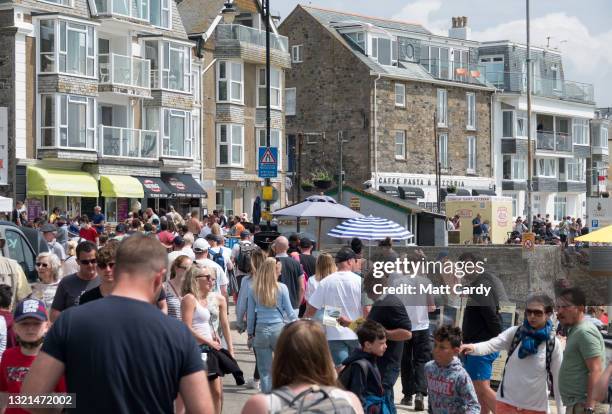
top-left (222, 0), bottom-right (273, 227)
top-left (526, 0), bottom-right (533, 231)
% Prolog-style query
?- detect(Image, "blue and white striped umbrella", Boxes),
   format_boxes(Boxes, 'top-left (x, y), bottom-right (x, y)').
top-left (327, 215), bottom-right (413, 241)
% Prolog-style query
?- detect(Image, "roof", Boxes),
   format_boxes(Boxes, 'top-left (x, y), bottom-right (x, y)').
top-left (327, 185), bottom-right (446, 218)
top-left (302, 5), bottom-right (431, 35)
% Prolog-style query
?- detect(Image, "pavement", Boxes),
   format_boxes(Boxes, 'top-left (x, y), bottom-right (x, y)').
top-left (221, 303), bottom-right (420, 413)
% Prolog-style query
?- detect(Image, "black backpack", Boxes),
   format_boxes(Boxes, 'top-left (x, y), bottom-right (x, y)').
top-left (236, 243), bottom-right (257, 273)
top-left (500, 327), bottom-right (555, 398)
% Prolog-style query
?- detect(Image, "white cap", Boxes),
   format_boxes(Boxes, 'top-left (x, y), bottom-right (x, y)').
top-left (193, 238), bottom-right (210, 253)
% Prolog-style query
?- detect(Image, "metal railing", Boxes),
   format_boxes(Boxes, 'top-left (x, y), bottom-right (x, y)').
top-left (480, 70), bottom-right (594, 103)
top-left (99, 126), bottom-right (158, 159)
top-left (93, 0), bottom-right (148, 20)
top-left (419, 59), bottom-right (488, 85)
top-left (536, 131), bottom-right (572, 152)
top-left (215, 24), bottom-right (289, 52)
top-left (99, 54), bottom-right (151, 89)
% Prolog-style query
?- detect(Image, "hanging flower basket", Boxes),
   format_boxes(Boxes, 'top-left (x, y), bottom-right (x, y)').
top-left (301, 181), bottom-right (314, 192)
top-left (313, 179), bottom-right (332, 190)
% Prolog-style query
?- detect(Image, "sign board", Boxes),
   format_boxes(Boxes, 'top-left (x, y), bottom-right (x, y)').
top-left (349, 196), bottom-right (360, 211)
top-left (587, 198), bottom-right (612, 229)
top-left (261, 186), bottom-right (274, 201)
top-left (261, 211), bottom-right (272, 222)
top-left (27, 199), bottom-right (42, 221)
top-left (522, 232), bottom-right (535, 251)
top-left (592, 219), bottom-right (599, 228)
top-left (258, 147), bottom-right (278, 178)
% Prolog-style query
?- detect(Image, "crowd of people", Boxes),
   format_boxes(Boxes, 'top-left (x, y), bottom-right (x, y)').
top-left (0, 203), bottom-right (609, 413)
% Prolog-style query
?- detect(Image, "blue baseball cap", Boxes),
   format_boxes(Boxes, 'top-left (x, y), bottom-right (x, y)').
top-left (14, 298), bottom-right (48, 322)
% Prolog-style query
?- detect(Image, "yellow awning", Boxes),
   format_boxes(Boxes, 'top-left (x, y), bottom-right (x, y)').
top-left (27, 166), bottom-right (99, 198)
top-left (100, 175), bottom-right (144, 198)
top-left (575, 225), bottom-right (612, 243)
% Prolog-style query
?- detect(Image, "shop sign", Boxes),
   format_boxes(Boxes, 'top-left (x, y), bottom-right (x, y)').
top-left (349, 196), bottom-right (360, 211)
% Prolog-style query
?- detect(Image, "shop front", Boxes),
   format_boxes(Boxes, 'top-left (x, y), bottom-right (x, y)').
top-left (26, 166), bottom-right (99, 220)
top-left (99, 175), bottom-right (145, 223)
top-left (135, 177), bottom-right (172, 212)
top-left (161, 174), bottom-right (207, 216)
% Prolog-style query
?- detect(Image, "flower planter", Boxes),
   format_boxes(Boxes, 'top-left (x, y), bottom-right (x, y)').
top-left (313, 180), bottom-right (332, 190)
top-left (301, 183), bottom-right (314, 192)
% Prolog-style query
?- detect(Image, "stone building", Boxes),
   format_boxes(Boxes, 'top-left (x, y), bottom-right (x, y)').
top-left (588, 108), bottom-right (610, 196)
top-left (484, 41), bottom-right (597, 220)
top-left (0, 0), bottom-right (205, 221)
top-left (177, 0), bottom-right (290, 216)
top-left (279, 6), bottom-right (496, 215)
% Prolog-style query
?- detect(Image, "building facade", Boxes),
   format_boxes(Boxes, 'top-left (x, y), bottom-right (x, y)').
top-left (588, 108), bottom-right (610, 196)
top-left (178, 0), bottom-right (290, 217)
top-left (483, 41), bottom-right (597, 221)
top-left (0, 0), bottom-right (205, 221)
top-left (280, 6), bottom-right (496, 217)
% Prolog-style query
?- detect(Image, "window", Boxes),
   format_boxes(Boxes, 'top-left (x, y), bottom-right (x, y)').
top-left (285, 88), bottom-right (296, 116)
top-left (535, 158), bottom-right (557, 178)
top-left (257, 128), bottom-right (281, 170)
top-left (502, 111), bottom-right (514, 138)
top-left (192, 64), bottom-right (201, 105)
top-left (162, 109), bottom-right (191, 158)
top-left (216, 189), bottom-right (234, 216)
top-left (38, 19), bottom-right (95, 77)
top-left (217, 124), bottom-right (244, 167)
top-left (257, 67), bottom-right (282, 109)
top-left (422, 46), bottom-right (450, 79)
top-left (395, 83), bottom-right (405, 107)
top-left (467, 136), bottom-right (476, 173)
top-left (217, 61), bottom-right (243, 103)
top-left (503, 193), bottom-right (518, 217)
top-left (551, 64), bottom-right (561, 91)
top-left (191, 112), bottom-right (200, 161)
top-left (395, 131), bottom-right (406, 159)
top-left (554, 196), bottom-right (567, 222)
top-left (39, 94), bottom-right (95, 149)
top-left (593, 125), bottom-right (609, 148)
top-left (438, 134), bottom-right (448, 169)
top-left (516, 111), bottom-right (528, 138)
top-left (437, 89), bottom-right (447, 127)
top-left (345, 32), bottom-right (365, 51)
top-left (150, 0), bottom-right (170, 28)
top-left (466, 93), bottom-right (476, 130)
top-left (40, 0), bottom-right (71, 6)
top-left (480, 56), bottom-right (504, 87)
top-left (567, 157), bottom-right (586, 181)
top-left (503, 155), bottom-right (526, 180)
top-left (163, 42), bottom-right (190, 92)
top-left (291, 45), bottom-right (303, 63)
top-left (572, 119), bottom-right (589, 145)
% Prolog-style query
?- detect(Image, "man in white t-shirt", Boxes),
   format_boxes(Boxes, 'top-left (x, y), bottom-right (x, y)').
top-left (192, 238), bottom-right (228, 297)
top-left (387, 250), bottom-right (435, 410)
top-left (305, 247), bottom-right (365, 367)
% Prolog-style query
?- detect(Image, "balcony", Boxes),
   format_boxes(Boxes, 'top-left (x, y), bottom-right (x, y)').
top-left (480, 70), bottom-right (594, 103)
top-left (214, 24), bottom-right (291, 69)
top-left (536, 131), bottom-right (572, 153)
top-left (99, 126), bottom-right (159, 160)
top-left (99, 54), bottom-right (150, 90)
top-left (419, 59), bottom-right (488, 86)
top-left (93, 0), bottom-right (148, 21)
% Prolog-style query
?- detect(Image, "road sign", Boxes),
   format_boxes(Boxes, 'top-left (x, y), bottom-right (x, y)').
top-left (258, 147), bottom-right (278, 178)
top-left (522, 232), bottom-right (535, 251)
top-left (592, 219), bottom-right (599, 228)
top-left (261, 211), bottom-right (272, 222)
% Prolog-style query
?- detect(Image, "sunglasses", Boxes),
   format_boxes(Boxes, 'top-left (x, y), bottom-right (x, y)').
top-left (79, 259), bottom-right (97, 265)
top-left (177, 265), bottom-right (190, 270)
top-left (196, 274), bottom-right (215, 282)
top-left (97, 262), bottom-right (115, 270)
top-left (525, 309), bottom-right (545, 317)
top-left (35, 262), bottom-right (49, 268)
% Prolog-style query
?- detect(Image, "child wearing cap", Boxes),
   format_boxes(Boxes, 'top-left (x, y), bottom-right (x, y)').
top-left (0, 299), bottom-right (66, 413)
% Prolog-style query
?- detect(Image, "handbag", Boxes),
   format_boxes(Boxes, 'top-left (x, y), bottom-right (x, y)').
top-left (227, 268), bottom-right (239, 296)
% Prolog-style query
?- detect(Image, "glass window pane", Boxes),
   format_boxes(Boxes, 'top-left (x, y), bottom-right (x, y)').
top-left (503, 112), bottom-right (513, 137)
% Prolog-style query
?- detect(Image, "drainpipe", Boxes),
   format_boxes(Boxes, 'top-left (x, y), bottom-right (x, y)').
top-left (490, 91), bottom-right (496, 195)
top-left (373, 74), bottom-right (381, 188)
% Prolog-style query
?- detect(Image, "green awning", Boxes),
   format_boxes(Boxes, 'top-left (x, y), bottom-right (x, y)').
top-left (100, 175), bottom-right (144, 198)
top-left (27, 166), bottom-right (99, 198)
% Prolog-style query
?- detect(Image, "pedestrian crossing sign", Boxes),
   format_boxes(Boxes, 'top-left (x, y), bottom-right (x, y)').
top-left (258, 147), bottom-right (278, 178)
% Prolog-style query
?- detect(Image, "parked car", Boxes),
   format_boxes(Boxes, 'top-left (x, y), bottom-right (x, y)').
top-left (0, 221), bottom-right (46, 283)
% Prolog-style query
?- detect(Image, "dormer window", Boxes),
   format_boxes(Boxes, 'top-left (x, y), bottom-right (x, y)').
top-left (345, 32), bottom-right (365, 51)
top-left (370, 36), bottom-right (393, 66)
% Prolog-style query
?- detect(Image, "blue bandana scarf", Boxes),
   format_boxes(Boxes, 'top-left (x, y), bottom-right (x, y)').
top-left (518, 318), bottom-right (552, 359)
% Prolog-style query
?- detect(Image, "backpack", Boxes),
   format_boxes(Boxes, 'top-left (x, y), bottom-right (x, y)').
top-left (209, 248), bottom-right (226, 271)
top-left (500, 326), bottom-right (556, 399)
top-left (338, 359), bottom-right (392, 414)
top-left (270, 385), bottom-right (357, 414)
top-left (236, 242), bottom-right (257, 273)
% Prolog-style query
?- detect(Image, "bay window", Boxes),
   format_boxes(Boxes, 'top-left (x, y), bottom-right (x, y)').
top-left (39, 94), bottom-right (95, 150)
top-left (554, 196), bottom-right (567, 222)
top-left (516, 111), bottom-right (528, 138)
top-left (38, 19), bottom-right (95, 77)
top-left (217, 61), bottom-right (243, 103)
top-left (257, 67), bottom-right (282, 109)
top-left (593, 125), bottom-right (609, 148)
top-left (535, 158), bottom-right (557, 178)
top-left (502, 111), bottom-right (514, 138)
top-left (162, 109), bottom-right (191, 158)
top-left (217, 124), bottom-right (244, 167)
top-left (144, 39), bottom-right (191, 92)
top-left (572, 119), bottom-right (589, 145)
top-left (567, 157), bottom-right (586, 181)
top-left (149, 0), bottom-right (170, 28)
top-left (502, 155), bottom-right (526, 180)
top-left (256, 128), bottom-right (281, 170)
top-left (191, 112), bottom-right (200, 161)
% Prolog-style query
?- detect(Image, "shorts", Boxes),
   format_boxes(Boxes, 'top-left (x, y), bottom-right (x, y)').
top-left (464, 352), bottom-right (499, 381)
top-left (496, 401), bottom-right (545, 414)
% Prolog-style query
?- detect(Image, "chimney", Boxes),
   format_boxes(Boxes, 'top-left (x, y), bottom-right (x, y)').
top-left (449, 15), bottom-right (471, 40)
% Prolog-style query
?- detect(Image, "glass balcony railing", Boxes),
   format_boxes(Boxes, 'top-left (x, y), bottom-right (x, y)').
top-left (480, 71), bottom-right (594, 103)
top-left (94, 0), bottom-right (148, 20)
top-left (536, 131), bottom-right (572, 152)
top-left (99, 126), bottom-right (158, 159)
top-left (99, 54), bottom-right (151, 89)
top-left (419, 59), bottom-right (488, 85)
top-left (215, 24), bottom-right (289, 53)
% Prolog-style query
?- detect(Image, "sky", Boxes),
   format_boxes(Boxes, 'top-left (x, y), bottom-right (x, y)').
top-left (273, 0), bottom-right (612, 107)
